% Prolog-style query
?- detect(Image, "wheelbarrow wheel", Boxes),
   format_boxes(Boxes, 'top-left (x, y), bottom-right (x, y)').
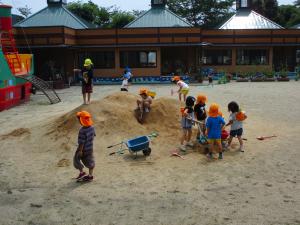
top-left (143, 147), bottom-right (151, 156)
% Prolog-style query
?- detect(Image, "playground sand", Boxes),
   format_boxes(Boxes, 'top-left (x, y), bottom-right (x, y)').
top-left (0, 82), bottom-right (299, 225)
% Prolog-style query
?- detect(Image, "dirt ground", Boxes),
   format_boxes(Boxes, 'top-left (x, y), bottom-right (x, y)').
top-left (0, 82), bottom-right (299, 225)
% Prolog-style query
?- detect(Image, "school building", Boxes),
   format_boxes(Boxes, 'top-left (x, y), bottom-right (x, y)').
top-left (13, 0), bottom-right (300, 83)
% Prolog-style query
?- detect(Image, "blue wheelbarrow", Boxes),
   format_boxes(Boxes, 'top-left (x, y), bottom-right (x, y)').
top-left (108, 135), bottom-right (153, 157)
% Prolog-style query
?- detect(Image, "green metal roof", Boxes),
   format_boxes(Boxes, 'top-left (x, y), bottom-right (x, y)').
top-left (125, 7), bottom-right (192, 28)
top-left (219, 9), bottom-right (283, 29)
top-left (14, 5), bottom-right (95, 29)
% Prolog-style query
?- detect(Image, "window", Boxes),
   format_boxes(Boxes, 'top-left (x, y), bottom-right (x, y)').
top-left (77, 51), bottom-right (115, 69)
top-left (237, 49), bottom-right (269, 65)
top-left (120, 51), bottom-right (157, 68)
top-left (296, 50), bottom-right (300, 64)
top-left (241, 0), bottom-right (248, 7)
top-left (202, 49), bottom-right (232, 65)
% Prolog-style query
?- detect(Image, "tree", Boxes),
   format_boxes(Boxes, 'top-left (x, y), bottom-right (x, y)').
top-left (295, 0), bottom-right (300, 7)
top-left (167, 0), bottom-right (235, 28)
top-left (67, 0), bottom-right (100, 24)
top-left (110, 11), bottom-right (135, 28)
top-left (251, 0), bottom-right (264, 15)
top-left (264, 0), bottom-right (278, 21)
top-left (276, 4), bottom-right (300, 27)
top-left (17, 5), bottom-right (32, 18)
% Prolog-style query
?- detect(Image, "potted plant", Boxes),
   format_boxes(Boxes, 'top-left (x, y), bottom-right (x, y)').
top-left (236, 72), bottom-right (249, 82)
top-left (250, 71), bottom-right (264, 82)
top-left (264, 70), bottom-right (275, 81)
top-left (277, 69), bottom-right (290, 81)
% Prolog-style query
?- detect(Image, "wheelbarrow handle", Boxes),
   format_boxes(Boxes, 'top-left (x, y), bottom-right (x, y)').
top-left (107, 141), bottom-right (124, 148)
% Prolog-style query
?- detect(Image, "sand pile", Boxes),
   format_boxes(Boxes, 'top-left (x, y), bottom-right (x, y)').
top-left (52, 92), bottom-right (183, 151)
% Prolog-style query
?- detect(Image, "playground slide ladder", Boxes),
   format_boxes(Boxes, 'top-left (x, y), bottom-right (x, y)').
top-left (0, 30), bottom-right (22, 74)
top-left (19, 75), bottom-right (61, 104)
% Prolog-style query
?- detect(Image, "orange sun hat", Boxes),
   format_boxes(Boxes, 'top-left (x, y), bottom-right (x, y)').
top-left (76, 111), bottom-right (93, 127)
top-left (196, 94), bottom-right (207, 104)
top-left (139, 88), bottom-right (148, 95)
top-left (171, 76), bottom-right (180, 82)
top-left (236, 111), bottom-right (247, 121)
top-left (208, 103), bottom-right (219, 118)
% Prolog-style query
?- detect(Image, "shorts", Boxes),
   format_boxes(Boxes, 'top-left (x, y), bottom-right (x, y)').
top-left (73, 151), bottom-right (95, 170)
top-left (182, 128), bottom-right (192, 133)
top-left (230, 128), bottom-right (243, 137)
top-left (82, 84), bottom-right (93, 94)
top-left (180, 88), bottom-right (189, 95)
top-left (207, 139), bottom-right (221, 144)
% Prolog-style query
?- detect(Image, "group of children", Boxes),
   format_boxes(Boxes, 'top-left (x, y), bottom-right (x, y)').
top-left (72, 75), bottom-right (246, 182)
top-left (180, 93), bottom-right (247, 159)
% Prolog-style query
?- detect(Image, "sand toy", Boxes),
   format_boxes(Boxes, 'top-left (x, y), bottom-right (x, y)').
top-left (257, 135), bottom-right (277, 141)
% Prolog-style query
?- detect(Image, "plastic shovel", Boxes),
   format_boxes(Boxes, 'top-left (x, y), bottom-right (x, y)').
top-left (257, 135), bottom-right (277, 141)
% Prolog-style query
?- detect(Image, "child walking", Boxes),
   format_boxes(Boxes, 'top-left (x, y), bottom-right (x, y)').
top-left (194, 94), bottom-right (207, 140)
top-left (180, 96), bottom-right (196, 151)
top-left (172, 76), bottom-right (190, 102)
top-left (206, 103), bottom-right (225, 159)
top-left (225, 101), bottom-right (247, 152)
top-left (73, 111), bottom-right (96, 182)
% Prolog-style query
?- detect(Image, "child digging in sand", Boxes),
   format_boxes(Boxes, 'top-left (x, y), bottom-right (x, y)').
top-left (73, 111), bottom-right (96, 182)
top-left (180, 96), bottom-right (196, 151)
top-left (172, 75), bottom-right (189, 102)
top-left (225, 101), bottom-right (247, 152)
top-left (136, 88), bottom-right (153, 123)
top-left (206, 103), bottom-right (225, 159)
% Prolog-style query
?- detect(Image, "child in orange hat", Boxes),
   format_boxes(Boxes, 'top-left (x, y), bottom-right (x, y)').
top-left (194, 94), bottom-right (207, 140)
top-left (136, 88), bottom-right (153, 123)
top-left (205, 103), bottom-right (226, 159)
top-left (73, 111), bottom-right (96, 182)
top-left (225, 101), bottom-right (247, 152)
top-left (171, 75), bottom-right (189, 102)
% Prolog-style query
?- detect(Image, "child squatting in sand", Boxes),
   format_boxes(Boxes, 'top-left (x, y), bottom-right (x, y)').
top-left (73, 111), bottom-right (96, 182)
top-left (136, 88), bottom-right (153, 122)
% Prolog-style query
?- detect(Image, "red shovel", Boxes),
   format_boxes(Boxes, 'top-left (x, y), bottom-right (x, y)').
top-left (257, 135), bottom-right (277, 141)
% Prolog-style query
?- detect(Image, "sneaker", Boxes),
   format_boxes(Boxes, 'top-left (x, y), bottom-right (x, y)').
top-left (206, 152), bottom-right (213, 159)
top-left (218, 153), bottom-right (223, 160)
top-left (180, 145), bottom-right (187, 152)
top-left (239, 146), bottom-right (244, 152)
top-left (76, 172), bottom-right (86, 180)
top-left (186, 141), bottom-right (194, 147)
top-left (82, 175), bottom-right (93, 182)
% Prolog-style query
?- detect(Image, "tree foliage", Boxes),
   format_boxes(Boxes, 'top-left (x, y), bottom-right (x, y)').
top-left (67, 0), bottom-right (135, 28)
top-left (167, 0), bottom-right (235, 28)
top-left (276, 4), bottom-right (300, 27)
top-left (17, 5), bottom-right (32, 18)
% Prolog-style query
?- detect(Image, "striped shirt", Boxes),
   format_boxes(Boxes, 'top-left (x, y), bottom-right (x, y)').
top-left (78, 126), bottom-right (96, 153)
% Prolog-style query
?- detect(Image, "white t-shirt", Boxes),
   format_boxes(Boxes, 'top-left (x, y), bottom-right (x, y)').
top-left (229, 112), bottom-right (244, 131)
top-left (177, 80), bottom-right (189, 89)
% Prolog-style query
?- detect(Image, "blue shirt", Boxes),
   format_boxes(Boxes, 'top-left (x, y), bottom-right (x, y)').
top-left (206, 116), bottom-right (225, 139)
top-left (78, 126), bottom-right (96, 153)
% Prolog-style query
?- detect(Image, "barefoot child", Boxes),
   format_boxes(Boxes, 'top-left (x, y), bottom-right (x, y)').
top-left (180, 96), bottom-right (196, 151)
top-left (225, 101), bottom-right (247, 152)
top-left (206, 103), bottom-right (225, 159)
top-left (194, 94), bottom-right (207, 140)
top-left (172, 76), bottom-right (189, 102)
top-left (73, 111), bottom-right (96, 182)
top-left (136, 88), bottom-right (152, 123)
top-left (82, 59), bottom-right (94, 104)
